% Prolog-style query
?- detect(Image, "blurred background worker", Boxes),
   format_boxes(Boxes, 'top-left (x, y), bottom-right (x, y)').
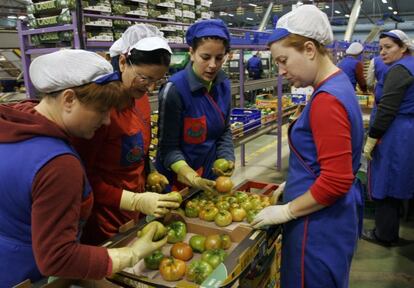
top-left (246, 51), bottom-right (263, 80)
top-left (71, 24), bottom-right (180, 246)
top-left (156, 19), bottom-right (235, 193)
top-left (362, 30), bottom-right (414, 247)
top-left (250, 5), bottom-right (364, 288)
top-left (0, 50), bottom-right (167, 287)
top-left (337, 42), bottom-right (368, 93)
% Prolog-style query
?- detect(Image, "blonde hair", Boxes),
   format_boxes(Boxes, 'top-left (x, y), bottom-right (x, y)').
top-left (280, 34), bottom-right (328, 56)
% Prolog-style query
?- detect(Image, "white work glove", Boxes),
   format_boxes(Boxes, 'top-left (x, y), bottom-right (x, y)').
top-left (146, 171), bottom-right (169, 193)
top-left (107, 221), bottom-right (167, 274)
top-left (363, 136), bottom-right (378, 161)
top-left (250, 203), bottom-right (296, 229)
top-left (271, 181), bottom-right (285, 204)
top-left (177, 164), bottom-right (216, 193)
top-left (120, 191), bottom-right (180, 217)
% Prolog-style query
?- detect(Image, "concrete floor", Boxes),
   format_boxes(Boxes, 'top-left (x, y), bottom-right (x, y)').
top-left (231, 128), bottom-right (414, 288)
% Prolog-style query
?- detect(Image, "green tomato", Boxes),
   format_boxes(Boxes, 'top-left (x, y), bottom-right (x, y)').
top-left (201, 249), bottom-right (227, 268)
top-left (216, 201), bottom-right (230, 211)
top-left (246, 209), bottom-right (260, 223)
top-left (186, 260), bottom-right (214, 284)
top-left (144, 250), bottom-right (165, 270)
top-left (167, 221), bottom-right (187, 244)
top-left (213, 159), bottom-right (229, 172)
top-left (234, 191), bottom-right (249, 203)
top-left (185, 204), bottom-right (200, 218)
top-left (189, 235), bottom-right (206, 253)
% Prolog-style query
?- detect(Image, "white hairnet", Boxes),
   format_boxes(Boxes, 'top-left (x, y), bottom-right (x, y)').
top-left (346, 42), bottom-right (364, 55)
top-left (109, 24), bottom-right (170, 57)
top-left (382, 29), bottom-right (414, 52)
top-left (30, 49), bottom-right (114, 93)
top-left (276, 4), bottom-right (333, 45)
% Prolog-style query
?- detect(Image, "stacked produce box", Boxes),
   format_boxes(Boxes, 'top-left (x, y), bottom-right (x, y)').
top-left (27, 0), bottom-right (76, 46)
top-left (195, 0), bottom-right (212, 21)
top-left (82, 0), bottom-right (114, 42)
top-left (149, 111), bottom-right (159, 162)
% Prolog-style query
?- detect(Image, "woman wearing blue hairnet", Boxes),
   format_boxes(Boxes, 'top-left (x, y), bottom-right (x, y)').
top-left (156, 19), bottom-right (235, 192)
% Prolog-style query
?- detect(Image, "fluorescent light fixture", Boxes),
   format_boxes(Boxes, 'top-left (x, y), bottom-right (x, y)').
top-left (334, 10), bottom-right (341, 14)
top-left (381, 0), bottom-right (387, 3)
top-left (248, 3), bottom-right (257, 7)
top-left (345, 14), bottom-right (350, 18)
top-left (246, 17), bottom-right (254, 20)
top-left (7, 15), bottom-right (17, 19)
top-left (388, 6), bottom-right (393, 10)
top-left (393, 11), bottom-right (398, 15)
top-left (325, 5), bottom-right (329, 9)
top-left (228, 23), bottom-right (233, 25)
top-left (18, 15), bottom-right (26, 20)
top-left (228, 13), bottom-right (234, 17)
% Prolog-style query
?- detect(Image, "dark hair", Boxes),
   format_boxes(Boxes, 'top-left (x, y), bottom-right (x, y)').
top-left (379, 34), bottom-right (410, 55)
top-left (128, 48), bottom-right (171, 66)
top-left (191, 36), bottom-right (230, 54)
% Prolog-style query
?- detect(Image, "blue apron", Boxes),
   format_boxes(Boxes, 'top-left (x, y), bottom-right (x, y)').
top-left (337, 56), bottom-right (359, 88)
top-left (156, 66), bottom-right (231, 181)
top-left (0, 136), bottom-right (91, 287)
top-left (281, 72), bottom-right (364, 288)
top-left (369, 56), bottom-right (389, 127)
top-left (368, 56), bottom-right (414, 200)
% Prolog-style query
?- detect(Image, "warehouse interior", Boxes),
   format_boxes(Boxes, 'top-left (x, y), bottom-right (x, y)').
top-left (0, 0), bottom-right (413, 287)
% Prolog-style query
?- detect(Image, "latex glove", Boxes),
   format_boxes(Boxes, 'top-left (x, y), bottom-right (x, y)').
top-left (120, 191), bottom-right (180, 217)
top-left (212, 159), bottom-right (235, 177)
top-left (250, 203), bottom-right (296, 229)
top-left (363, 136), bottom-right (378, 161)
top-left (271, 181), bottom-right (285, 205)
top-left (177, 164), bottom-right (216, 193)
top-left (146, 171), bottom-right (169, 193)
top-left (107, 221), bottom-right (167, 274)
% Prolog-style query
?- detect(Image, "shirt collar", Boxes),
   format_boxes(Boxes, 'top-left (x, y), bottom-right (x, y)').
top-left (185, 62), bottom-right (227, 93)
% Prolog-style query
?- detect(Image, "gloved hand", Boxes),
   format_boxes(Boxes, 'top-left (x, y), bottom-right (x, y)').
top-left (363, 136), bottom-right (378, 161)
top-left (177, 164), bottom-right (216, 193)
top-left (250, 203), bottom-right (296, 229)
top-left (120, 191), bottom-right (180, 217)
top-left (146, 171), bottom-right (169, 193)
top-left (107, 221), bottom-right (167, 274)
top-left (212, 159), bottom-right (235, 177)
top-left (271, 181), bottom-right (285, 205)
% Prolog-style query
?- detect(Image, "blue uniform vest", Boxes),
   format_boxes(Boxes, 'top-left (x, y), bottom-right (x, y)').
top-left (282, 72), bottom-right (364, 288)
top-left (0, 136), bottom-right (90, 287)
top-left (369, 55), bottom-right (414, 200)
top-left (162, 68), bottom-right (231, 181)
top-left (338, 56), bottom-right (359, 88)
top-left (369, 57), bottom-right (389, 127)
top-left (247, 56), bottom-right (262, 78)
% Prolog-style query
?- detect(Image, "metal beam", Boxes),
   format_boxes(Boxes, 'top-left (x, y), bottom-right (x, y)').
top-left (344, 0), bottom-right (363, 41)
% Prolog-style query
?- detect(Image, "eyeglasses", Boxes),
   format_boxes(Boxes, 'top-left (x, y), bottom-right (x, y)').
top-left (128, 60), bottom-right (163, 86)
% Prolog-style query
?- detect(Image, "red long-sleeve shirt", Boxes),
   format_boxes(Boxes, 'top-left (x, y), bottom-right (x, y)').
top-left (308, 92), bottom-right (355, 205)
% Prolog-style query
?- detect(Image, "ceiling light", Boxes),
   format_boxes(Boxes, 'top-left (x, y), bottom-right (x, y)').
top-left (334, 10), bottom-right (341, 14)
top-left (325, 5), bottom-right (329, 9)
top-left (381, 0), bottom-right (387, 3)
top-left (345, 14), bottom-right (350, 18)
top-left (228, 23), bottom-right (233, 25)
top-left (388, 6), bottom-right (393, 10)
top-left (7, 15), bottom-right (17, 19)
top-left (18, 16), bottom-right (27, 20)
top-left (246, 17), bottom-right (254, 20)
top-left (393, 11), bottom-right (398, 15)
top-left (248, 3), bottom-right (257, 7)
top-left (228, 13), bottom-right (234, 17)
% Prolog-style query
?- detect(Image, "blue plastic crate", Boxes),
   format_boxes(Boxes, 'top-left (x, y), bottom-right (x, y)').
top-left (230, 108), bottom-right (261, 132)
top-left (290, 93), bottom-right (306, 104)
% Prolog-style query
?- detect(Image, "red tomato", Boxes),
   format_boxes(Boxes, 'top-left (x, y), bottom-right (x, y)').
top-left (159, 257), bottom-right (186, 281)
top-left (171, 242), bottom-right (193, 261)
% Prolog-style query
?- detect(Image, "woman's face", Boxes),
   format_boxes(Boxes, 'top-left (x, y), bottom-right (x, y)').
top-left (119, 55), bottom-right (168, 97)
top-left (379, 37), bottom-right (407, 64)
top-left (60, 90), bottom-right (111, 139)
top-left (190, 38), bottom-right (227, 82)
top-left (269, 40), bottom-right (317, 88)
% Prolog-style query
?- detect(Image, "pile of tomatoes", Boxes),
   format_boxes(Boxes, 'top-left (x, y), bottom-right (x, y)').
top-left (185, 191), bottom-right (271, 226)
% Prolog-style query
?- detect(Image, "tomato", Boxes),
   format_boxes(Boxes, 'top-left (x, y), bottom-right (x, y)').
top-left (241, 200), bottom-right (253, 211)
top-left (186, 260), bottom-right (214, 284)
top-left (147, 173), bottom-right (161, 186)
top-left (216, 201), bottom-right (230, 211)
top-left (168, 191), bottom-right (183, 204)
top-left (234, 191), bottom-right (249, 203)
top-left (220, 234), bottom-right (231, 250)
top-left (138, 221), bottom-right (167, 241)
top-left (213, 159), bottom-right (229, 172)
top-left (246, 209), bottom-right (260, 223)
top-left (171, 242), bottom-right (193, 261)
top-left (205, 234), bottom-right (222, 250)
top-left (201, 249), bottom-right (227, 268)
top-left (230, 207), bottom-right (247, 222)
top-left (214, 210), bottom-right (232, 227)
top-left (199, 206), bottom-right (219, 222)
top-left (144, 250), bottom-right (164, 270)
top-left (159, 257), bottom-right (186, 281)
top-left (167, 221), bottom-right (187, 244)
top-left (185, 201), bottom-right (200, 218)
top-left (215, 176), bottom-right (234, 193)
top-left (225, 196), bottom-right (237, 204)
top-left (190, 235), bottom-right (206, 253)
top-left (250, 198), bottom-right (263, 210)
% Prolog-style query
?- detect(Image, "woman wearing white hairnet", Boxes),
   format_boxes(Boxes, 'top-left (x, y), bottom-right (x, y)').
top-left (0, 50), bottom-right (167, 287)
top-left (362, 30), bottom-right (414, 246)
top-left (71, 24), bottom-right (180, 246)
top-left (250, 5), bottom-right (364, 287)
top-left (337, 42), bottom-right (368, 92)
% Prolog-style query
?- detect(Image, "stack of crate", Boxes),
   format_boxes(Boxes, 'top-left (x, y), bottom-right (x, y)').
top-left (149, 111), bottom-right (159, 162)
top-left (111, 0), bottom-right (149, 40)
top-left (82, 0), bottom-right (114, 42)
top-left (27, 0), bottom-right (76, 46)
top-left (195, 0), bottom-right (212, 21)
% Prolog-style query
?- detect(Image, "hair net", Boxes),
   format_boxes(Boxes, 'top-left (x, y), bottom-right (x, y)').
top-left (381, 29), bottom-right (414, 52)
top-left (29, 49), bottom-right (114, 93)
top-left (346, 42), bottom-right (364, 55)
